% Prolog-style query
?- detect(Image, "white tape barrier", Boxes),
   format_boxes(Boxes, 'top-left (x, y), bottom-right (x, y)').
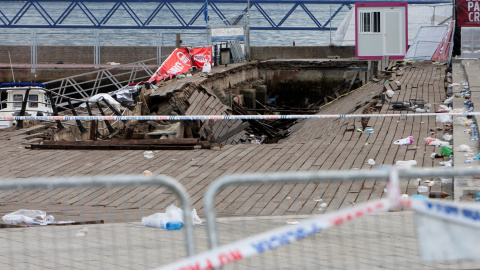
top-left (402, 198), bottom-right (480, 229)
top-left (0, 112), bottom-right (475, 122)
top-left (156, 199), bottom-right (392, 270)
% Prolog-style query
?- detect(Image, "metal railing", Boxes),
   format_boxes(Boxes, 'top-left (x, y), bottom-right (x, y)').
top-left (42, 58), bottom-right (156, 105)
top-left (198, 167), bottom-right (480, 269)
top-left (0, 0), bottom-right (449, 30)
top-left (2, 31), bottom-right (208, 72)
top-left (0, 175), bottom-right (196, 269)
top-left (2, 168), bottom-right (480, 269)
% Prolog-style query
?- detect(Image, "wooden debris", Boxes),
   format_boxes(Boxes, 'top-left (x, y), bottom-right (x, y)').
top-left (29, 138), bottom-right (209, 150)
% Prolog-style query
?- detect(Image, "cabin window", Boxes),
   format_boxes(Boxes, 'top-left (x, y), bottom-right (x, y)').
top-left (29, 95), bottom-right (38, 108)
top-left (13, 94), bottom-right (23, 108)
top-left (360, 11), bottom-right (381, 33)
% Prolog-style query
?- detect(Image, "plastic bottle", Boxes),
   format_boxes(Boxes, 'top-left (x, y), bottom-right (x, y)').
top-left (144, 151), bottom-right (154, 159)
top-left (417, 186), bottom-right (429, 193)
top-left (365, 129), bottom-right (374, 134)
top-left (475, 192), bottom-right (480, 202)
top-left (470, 124), bottom-right (478, 140)
top-left (166, 221), bottom-right (183, 230)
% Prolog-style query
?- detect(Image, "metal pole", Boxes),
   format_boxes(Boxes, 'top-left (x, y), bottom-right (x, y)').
top-left (329, 5), bottom-right (332, 44)
top-left (246, 0), bottom-right (251, 61)
top-left (162, 34), bottom-right (164, 63)
top-left (157, 33), bottom-right (161, 66)
top-left (176, 33), bottom-right (181, 48)
top-left (31, 31), bottom-right (37, 74)
top-left (94, 30), bottom-right (100, 69)
top-left (16, 87), bottom-right (31, 129)
top-left (453, 0), bottom-right (456, 21)
top-left (8, 51), bottom-right (15, 82)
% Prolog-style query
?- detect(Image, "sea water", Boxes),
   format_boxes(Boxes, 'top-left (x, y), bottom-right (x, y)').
top-left (0, 2), bottom-right (349, 46)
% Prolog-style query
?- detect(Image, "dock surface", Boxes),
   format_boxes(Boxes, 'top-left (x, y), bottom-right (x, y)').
top-left (3, 60), bottom-right (479, 269)
top-left (0, 62), bottom-right (451, 222)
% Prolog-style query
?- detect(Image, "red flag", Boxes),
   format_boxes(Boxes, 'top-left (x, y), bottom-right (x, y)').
top-left (148, 47), bottom-right (193, 83)
top-left (431, 21), bottom-right (455, 63)
top-left (189, 47), bottom-right (213, 69)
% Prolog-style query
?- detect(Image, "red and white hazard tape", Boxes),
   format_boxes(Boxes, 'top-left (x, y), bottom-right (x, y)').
top-left (156, 199), bottom-right (392, 270)
top-left (0, 112), bottom-right (475, 122)
top-left (157, 167), bottom-right (480, 270)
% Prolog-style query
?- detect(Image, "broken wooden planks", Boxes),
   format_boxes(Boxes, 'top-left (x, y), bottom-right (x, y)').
top-left (29, 138), bottom-right (208, 150)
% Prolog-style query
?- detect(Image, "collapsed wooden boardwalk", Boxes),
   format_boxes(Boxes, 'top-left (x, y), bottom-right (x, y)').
top-left (0, 62), bottom-right (449, 222)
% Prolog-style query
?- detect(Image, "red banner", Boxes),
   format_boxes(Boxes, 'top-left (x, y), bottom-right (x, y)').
top-left (148, 47), bottom-right (192, 83)
top-left (457, 0), bottom-right (480, 27)
top-left (431, 21), bottom-right (455, 63)
top-left (189, 47), bottom-right (213, 69)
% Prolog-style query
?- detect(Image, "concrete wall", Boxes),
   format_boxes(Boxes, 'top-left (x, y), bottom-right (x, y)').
top-left (0, 45), bottom-right (355, 64)
top-left (0, 45), bottom-right (356, 82)
top-left (251, 46), bottom-right (355, 61)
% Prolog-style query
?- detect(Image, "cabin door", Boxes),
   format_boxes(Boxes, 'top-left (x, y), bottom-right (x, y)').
top-left (383, 10), bottom-right (403, 55)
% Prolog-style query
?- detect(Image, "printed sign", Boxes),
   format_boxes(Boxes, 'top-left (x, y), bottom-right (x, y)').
top-left (211, 27), bottom-right (244, 43)
top-left (148, 47), bottom-right (192, 83)
top-left (189, 47), bottom-right (213, 69)
top-left (431, 21), bottom-right (455, 63)
top-left (457, 0), bottom-right (480, 27)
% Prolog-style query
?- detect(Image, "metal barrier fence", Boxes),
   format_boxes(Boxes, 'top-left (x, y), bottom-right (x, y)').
top-left (0, 175), bottom-right (196, 269)
top-left (3, 168), bottom-right (480, 269)
top-left (460, 27), bottom-right (480, 59)
top-left (189, 168), bottom-right (480, 270)
top-left (1, 30), bottom-right (209, 70)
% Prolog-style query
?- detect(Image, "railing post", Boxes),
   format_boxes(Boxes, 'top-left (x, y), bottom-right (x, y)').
top-left (157, 33), bottom-right (162, 66)
top-left (16, 87), bottom-right (31, 129)
top-left (46, 91), bottom-right (65, 130)
top-left (94, 30), bottom-right (100, 69)
top-left (31, 31), bottom-right (37, 74)
top-left (85, 102), bottom-right (102, 137)
top-left (96, 101), bottom-right (116, 134)
top-left (67, 99), bottom-right (88, 134)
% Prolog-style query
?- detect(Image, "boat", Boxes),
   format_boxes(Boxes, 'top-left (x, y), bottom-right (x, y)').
top-left (0, 82), bottom-right (53, 129)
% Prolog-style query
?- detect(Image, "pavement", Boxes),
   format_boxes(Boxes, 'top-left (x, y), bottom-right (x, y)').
top-left (0, 60), bottom-right (478, 269)
top-left (1, 212), bottom-right (479, 270)
top-left (452, 59), bottom-right (480, 200)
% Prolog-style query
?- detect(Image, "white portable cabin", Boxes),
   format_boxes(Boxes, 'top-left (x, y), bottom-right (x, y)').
top-left (0, 83), bottom-right (53, 129)
top-left (355, 2), bottom-right (408, 59)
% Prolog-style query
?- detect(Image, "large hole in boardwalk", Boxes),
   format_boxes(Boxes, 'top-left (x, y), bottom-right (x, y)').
top-left (25, 60), bottom-right (372, 150)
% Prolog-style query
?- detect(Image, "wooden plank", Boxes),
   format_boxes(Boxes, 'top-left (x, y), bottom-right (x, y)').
top-left (190, 93), bottom-right (209, 116)
top-left (185, 91), bottom-right (204, 114)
